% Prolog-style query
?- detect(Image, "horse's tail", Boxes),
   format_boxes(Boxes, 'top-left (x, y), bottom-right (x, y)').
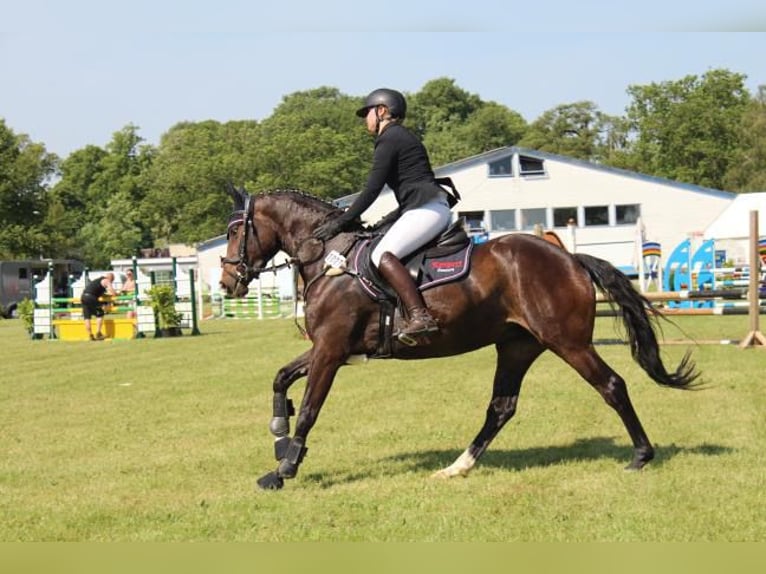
top-left (574, 253), bottom-right (701, 389)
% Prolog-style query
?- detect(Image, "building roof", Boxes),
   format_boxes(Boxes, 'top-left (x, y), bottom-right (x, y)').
top-left (440, 146), bottom-right (734, 198)
top-left (196, 234), bottom-right (227, 251)
top-left (335, 146), bottom-right (736, 206)
top-left (704, 192), bottom-right (766, 240)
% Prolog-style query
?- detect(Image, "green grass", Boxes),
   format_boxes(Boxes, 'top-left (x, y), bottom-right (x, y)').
top-left (1, 315), bottom-right (765, 541)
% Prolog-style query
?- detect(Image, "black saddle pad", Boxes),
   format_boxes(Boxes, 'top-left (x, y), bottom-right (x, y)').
top-left (350, 222), bottom-right (473, 301)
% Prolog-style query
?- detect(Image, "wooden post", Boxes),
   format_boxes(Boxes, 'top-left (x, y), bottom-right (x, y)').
top-left (740, 210), bottom-right (766, 348)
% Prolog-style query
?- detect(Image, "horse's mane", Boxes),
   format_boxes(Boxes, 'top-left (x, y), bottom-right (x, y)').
top-left (252, 188), bottom-right (367, 232)
top-left (253, 188), bottom-right (341, 215)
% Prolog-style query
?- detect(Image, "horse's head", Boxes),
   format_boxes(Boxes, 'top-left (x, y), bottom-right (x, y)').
top-left (220, 183), bottom-right (280, 297)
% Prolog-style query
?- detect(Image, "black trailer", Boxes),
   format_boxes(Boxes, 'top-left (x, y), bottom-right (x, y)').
top-left (0, 259), bottom-right (85, 318)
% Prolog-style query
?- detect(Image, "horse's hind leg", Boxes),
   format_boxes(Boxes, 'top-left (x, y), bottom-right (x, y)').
top-left (561, 346), bottom-right (654, 470)
top-left (433, 336), bottom-right (543, 479)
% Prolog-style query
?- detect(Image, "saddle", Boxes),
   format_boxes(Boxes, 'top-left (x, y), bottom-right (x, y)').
top-left (350, 219), bottom-right (473, 301)
top-left (322, 220), bottom-right (471, 358)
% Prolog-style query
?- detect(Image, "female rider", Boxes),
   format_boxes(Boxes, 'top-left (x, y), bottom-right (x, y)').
top-left (313, 88), bottom-right (454, 345)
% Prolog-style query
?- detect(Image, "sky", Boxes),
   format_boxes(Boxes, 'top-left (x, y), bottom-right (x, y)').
top-left (2, 1), bottom-right (766, 159)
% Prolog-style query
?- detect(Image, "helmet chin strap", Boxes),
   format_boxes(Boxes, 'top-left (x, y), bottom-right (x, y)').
top-left (375, 107), bottom-right (392, 135)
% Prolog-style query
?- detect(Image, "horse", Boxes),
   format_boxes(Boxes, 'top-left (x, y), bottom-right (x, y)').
top-left (219, 186), bottom-right (700, 490)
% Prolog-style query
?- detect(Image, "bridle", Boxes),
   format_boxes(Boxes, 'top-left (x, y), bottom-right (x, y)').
top-left (220, 193), bottom-right (324, 290)
top-left (220, 195), bottom-right (294, 289)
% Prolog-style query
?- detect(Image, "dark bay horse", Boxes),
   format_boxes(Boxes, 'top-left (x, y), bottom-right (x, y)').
top-left (220, 187), bottom-right (699, 490)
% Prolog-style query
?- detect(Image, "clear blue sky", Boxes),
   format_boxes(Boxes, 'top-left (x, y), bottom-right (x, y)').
top-left (2, 1), bottom-right (765, 158)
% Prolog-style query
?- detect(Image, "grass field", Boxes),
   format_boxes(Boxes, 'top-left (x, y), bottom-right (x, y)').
top-left (1, 314), bottom-right (765, 541)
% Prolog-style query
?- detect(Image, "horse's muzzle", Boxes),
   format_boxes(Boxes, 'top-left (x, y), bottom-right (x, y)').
top-left (220, 278), bottom-right (249, 298)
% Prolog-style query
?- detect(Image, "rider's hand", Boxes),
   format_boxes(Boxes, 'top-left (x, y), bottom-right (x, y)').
top-left (313, 218), bottom-right (345, 242)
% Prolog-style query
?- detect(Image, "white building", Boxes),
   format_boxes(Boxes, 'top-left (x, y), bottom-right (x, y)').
top-left (338, 146), bottom-right (737, 273)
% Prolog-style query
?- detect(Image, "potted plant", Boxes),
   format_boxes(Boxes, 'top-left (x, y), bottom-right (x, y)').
top-left (145, 284), bottom-right (183, 337)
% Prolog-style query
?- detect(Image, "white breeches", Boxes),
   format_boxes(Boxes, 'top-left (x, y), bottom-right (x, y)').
top-left (371, 198), bottom-right (452, 266)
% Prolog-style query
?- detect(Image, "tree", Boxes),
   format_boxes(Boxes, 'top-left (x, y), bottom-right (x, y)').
top-left (405, 78), bottom-right (529, 166)
top-left (457, 102), bottom-right (527, 154)
top-left (0, 119), bottom-right (58, 258)
top-left (45, 145), bottom-right (108, 260)
top-left (724, 85), bottom-right (766, 192)
top-left (253, 87), bottom-right (369, 199)
top-left (46, 125), bottom-right (154, 267)
top-left (408, 78), bottom-right (484, 166)
top-left (407, 78), bottom-right (482, 137)
top-left (518, 101), bottom-right (623, 161)
top-left (623, 69), bottom-right (751, 189)
top-left (142, 119), bottom-right (261, 245)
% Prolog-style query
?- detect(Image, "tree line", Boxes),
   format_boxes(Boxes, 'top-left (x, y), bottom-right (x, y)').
top-left (1, 69), bottom-right (764, 267)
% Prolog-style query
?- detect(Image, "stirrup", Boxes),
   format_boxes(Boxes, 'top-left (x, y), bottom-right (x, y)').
top-left (397, 332), bottom-right (421, 347)
top-left (396, 322), bottom-right (439, 347)
top-left (396, 330), bottom-right (437, 347)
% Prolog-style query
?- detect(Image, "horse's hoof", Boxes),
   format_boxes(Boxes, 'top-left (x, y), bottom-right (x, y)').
top-left (256, 471), bottom-right (284, 490)
top-left (430, 467), bottom-right (468, 479)
top-left (624, 458), bottom-right (650, 471)
top-left (625, 449), bottom-right (654, 471)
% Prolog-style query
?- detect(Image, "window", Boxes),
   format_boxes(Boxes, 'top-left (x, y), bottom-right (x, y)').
top-left (616, 204), bottom-right (640, 225)
top-left (519, 155), bottom-right (545, 176)
top-left (553, 207), bottom-right (577, 227)
top-left (488, 156), bottom-right (512, 176)
top-left (18, 268), bottom-right (28, 280)
top-left (521, 208), bottom-right (547, 231)
top-left (459, 211), bottom-right (485, 232)
top-left (490, 209), bottom-right (516, 231)
top-left (584, 205), bottom-right (609, 226)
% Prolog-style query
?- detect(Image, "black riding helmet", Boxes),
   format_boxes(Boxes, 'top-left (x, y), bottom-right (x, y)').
top-left (355, 88), bottom-right (407, 119)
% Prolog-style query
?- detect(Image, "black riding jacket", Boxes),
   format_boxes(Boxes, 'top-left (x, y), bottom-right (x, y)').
top-left (339, 123), bottom-right (447, 224)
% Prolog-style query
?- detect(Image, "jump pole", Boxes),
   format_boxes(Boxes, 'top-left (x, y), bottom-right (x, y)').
top-left (740, 210), bottom-right (766, 349)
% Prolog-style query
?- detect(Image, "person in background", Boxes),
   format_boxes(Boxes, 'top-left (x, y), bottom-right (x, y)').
top-left (121, 269), bottom-right (137, 320)
top-left (121, 269), bottom-right (136, 295)
top-left (81, 272), bottom-right (117, 340)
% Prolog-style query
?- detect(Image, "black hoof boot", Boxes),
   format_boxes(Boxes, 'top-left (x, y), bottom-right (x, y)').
top-left (256, 471), bottom-right (284, 490)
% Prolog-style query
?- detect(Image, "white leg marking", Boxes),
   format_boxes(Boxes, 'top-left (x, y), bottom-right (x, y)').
top-left (431, 449), bottom-right (477, 479)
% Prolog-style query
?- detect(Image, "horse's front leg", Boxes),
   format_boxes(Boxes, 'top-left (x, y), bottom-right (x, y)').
top-left (257, 345), bottom-right (346, 490)
top-left (269, 349), bottom-right (312, 456)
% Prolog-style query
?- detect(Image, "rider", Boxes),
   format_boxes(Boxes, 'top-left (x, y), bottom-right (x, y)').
top-left (313, 88), bottom-right (454, 344)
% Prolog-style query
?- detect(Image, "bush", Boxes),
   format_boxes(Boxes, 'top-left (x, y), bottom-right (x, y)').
top-left (145, 284), bottom-right (183, 329)
top-left (17, 298), bottom-right (35, 334)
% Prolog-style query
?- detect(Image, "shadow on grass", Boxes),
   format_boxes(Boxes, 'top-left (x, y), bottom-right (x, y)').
top-left (301, 437), bottom-right (732, 489)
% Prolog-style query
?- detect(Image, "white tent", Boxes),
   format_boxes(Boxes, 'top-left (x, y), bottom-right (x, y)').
top-left (705, 192), bottom-right (766, 240)
top-left (704, 192), bottom-right (766, 265)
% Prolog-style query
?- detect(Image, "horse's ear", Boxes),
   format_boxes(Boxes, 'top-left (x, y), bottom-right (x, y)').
top-left (226, 181), bottom-right (246, 210)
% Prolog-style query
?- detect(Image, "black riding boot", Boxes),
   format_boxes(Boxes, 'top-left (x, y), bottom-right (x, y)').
top-left (377, 252), bottom-right (439, 345)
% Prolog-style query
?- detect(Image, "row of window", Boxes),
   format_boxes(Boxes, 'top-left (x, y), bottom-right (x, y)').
top-left (488, 155), bottom-right (546, 177)
top-left (459, 204), bottom-right (641, 233)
